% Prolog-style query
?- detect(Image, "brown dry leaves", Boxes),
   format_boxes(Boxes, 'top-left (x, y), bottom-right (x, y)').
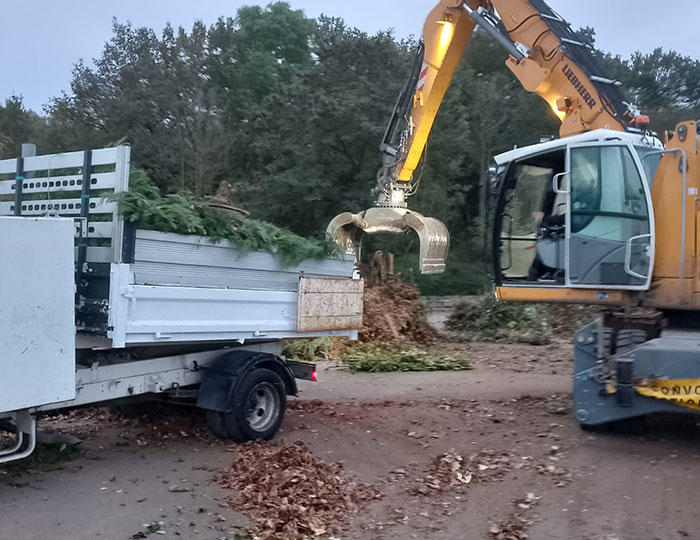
top-left (411, 449), bottom-right (514, 495)
top-left (218, 441), bottom-right (380, 540)
top-left (470, 450), bottom-right (514, 482)
top-left (36, 405), bottom-right (215, 451)
top-left (489, 493), bottom-right (540, 540)
top-left (489, 516), bottom-right (531, 540)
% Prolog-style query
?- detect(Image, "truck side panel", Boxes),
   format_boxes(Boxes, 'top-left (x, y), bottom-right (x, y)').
top-left (0, 217), bottom-right (75, 410)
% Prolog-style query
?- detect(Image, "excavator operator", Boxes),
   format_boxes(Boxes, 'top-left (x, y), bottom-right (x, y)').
top-left (529, 168), bottom-right (566, 281)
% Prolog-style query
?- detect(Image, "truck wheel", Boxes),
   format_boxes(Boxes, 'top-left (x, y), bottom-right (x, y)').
top-left (615, 329), bottom-right (648, 354)
top-left (205, 410), bottom-right (233, 440)
top-left (112, 402), bottom-right (152, 419)
top-left (223, 368), bottom-right (287, 443)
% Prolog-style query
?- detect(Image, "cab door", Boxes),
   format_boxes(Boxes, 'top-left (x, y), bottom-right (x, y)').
top-left (565, 142), bottom-right (655, 289)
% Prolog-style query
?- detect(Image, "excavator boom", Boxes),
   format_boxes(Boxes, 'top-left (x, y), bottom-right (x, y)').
top-left (327, 0), bottom-right (638, 274)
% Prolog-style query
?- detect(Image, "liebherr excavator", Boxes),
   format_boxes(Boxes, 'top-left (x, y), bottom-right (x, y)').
top-left (328, 0), bottom-right (700, 428)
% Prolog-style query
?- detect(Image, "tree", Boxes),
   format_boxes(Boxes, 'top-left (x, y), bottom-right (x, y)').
top-left (238, 16), bottom-right (413, 237)
top-left (0, 95), bottom-right (45, 158)
top-left (45, 20), bottom-right (227, 193)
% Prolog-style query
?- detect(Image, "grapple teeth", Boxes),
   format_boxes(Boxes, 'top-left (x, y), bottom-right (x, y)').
top-left (401, 213), bottom-right (450, 275)
top-left (326, 212), bottom-right (366, 248)
top-left (327, 207), bottom-right (449, 275)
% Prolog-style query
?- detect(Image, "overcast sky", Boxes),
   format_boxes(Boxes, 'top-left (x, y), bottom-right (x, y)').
top-left (2, 0), bottom-right (697, 112)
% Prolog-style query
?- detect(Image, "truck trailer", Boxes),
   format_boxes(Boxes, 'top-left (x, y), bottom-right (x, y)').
top-left (0, 145), bottom-right (362, 464)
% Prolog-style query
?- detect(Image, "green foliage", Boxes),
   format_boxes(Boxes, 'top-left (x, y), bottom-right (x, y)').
top-left (447, 296), bottom-right (599, 343)
top-left (447, 295), bottom-right (552, 344)
top-left (238, 16), bottom-right (414, 237)
top-left (5, 7), bottom-right (699, 294)
top-left (0, 96), bottom-right (45, 158)
top-left (282, 337), bottom-right (332, 363)
top-left (341, 344), bottom-right (470, 373)
top-left (407, 263), bottom-right (490, 296)
top-left (393, 245), bottom-right (491, 296)
top-left (576, 28), bottom-right (700, 133)
top-left (114, 169), bottom-right (340, 266)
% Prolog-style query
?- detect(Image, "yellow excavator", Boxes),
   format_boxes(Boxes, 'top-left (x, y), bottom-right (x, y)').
top-left (328, 0), bottom-right (700, 428)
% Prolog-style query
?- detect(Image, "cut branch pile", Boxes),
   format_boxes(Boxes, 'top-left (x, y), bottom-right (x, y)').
top-left (359, 255), bottom-right (437, 345)
top-left (341, 345), bottom-right (470, 373)
top-left (322, 253), bottom-right (470, 373)
top-left (447, 295), bottom-right (552, 344)
top-left (218, 441), bottom-right (380, 540)
top-left (113, 169), bottom-right (339, 267)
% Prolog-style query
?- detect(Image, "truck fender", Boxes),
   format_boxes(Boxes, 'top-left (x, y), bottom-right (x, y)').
top-left (196, 350), bottom-right (297, 413)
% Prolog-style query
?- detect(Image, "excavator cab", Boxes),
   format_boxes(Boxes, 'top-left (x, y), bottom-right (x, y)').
top-left (492, 130), bottom-right (658, 300)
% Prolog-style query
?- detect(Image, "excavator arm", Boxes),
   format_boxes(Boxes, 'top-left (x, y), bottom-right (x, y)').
top-left (328, 0), bottom-right (639, 274)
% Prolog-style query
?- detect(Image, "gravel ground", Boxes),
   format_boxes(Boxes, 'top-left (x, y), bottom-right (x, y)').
top-left (1, 339), bottom-right (699, 540)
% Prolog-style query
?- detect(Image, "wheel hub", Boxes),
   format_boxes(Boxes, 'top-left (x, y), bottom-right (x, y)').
top-left (245, 382), bottom-right (280, 432)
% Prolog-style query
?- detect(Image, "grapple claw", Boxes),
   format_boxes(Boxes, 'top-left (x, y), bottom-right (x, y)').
top-left (327, 207), bottom-right (449, 275)
top-left (401, 212), bottom-right (450, 274)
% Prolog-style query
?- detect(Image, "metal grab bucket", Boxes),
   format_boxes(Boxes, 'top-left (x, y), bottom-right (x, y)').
top-left (327, 206), bottom-right (449, 275)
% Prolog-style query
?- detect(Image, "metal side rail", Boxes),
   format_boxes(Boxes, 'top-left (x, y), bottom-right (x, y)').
top-left (0, 410), bottom-right (37, 465)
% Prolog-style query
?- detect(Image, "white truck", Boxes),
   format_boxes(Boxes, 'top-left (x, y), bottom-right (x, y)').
top-left (0, 146), bottom-right (363, 464)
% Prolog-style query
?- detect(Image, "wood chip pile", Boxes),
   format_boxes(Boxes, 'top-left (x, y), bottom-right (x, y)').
top-left (359, 259), bottom-right (437, 345)
top-left (219, 441), bottom-right (380, 540)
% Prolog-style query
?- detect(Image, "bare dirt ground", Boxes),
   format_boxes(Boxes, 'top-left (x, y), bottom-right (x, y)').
top-left (2, 337), bottom-right (700, 540)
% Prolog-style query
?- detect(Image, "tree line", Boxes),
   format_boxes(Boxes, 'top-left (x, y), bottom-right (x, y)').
top-left (1, 3), bottom-right (698, 293)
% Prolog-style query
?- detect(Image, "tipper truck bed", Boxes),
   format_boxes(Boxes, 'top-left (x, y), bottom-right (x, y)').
top-left (0, 146), bottom-right (362, 464)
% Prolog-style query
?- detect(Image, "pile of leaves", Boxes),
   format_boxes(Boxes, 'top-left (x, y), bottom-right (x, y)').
top-left (411, 450), bottom-right (473, 496)
top-left (430, 450), bottom-right (475, 487)
top-left (218, 441), bottom-right (379, 540)
top-left (341, 344), bottom-right (470, 373)
top-left (447, 295), bottom-right (552, 344)
top-left (113, 169), bottom-right (340, 267)
top-left (470, 450), bottom-right (514, 482)
top-left (411, 449), bottom-right (515, 496)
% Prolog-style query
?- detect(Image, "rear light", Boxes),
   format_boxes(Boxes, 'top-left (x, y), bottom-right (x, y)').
top-left (311, 369), bottom-right (318, 382)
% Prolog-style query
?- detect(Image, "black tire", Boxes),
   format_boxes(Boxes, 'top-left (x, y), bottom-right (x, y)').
top-left (615, 329), bottom-right (648, 355)
top-left (112, 401), bottom-right (153, 419)
top-left (205, 410), bottom-right (233, 440)
top-left (223, 368), bottom-right (287, 443)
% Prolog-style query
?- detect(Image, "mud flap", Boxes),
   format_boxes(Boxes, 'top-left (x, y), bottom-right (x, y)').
top-left (327, 207), bottom-right (449, 275)
top-left (197, 351), bottom-right (297, 413)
